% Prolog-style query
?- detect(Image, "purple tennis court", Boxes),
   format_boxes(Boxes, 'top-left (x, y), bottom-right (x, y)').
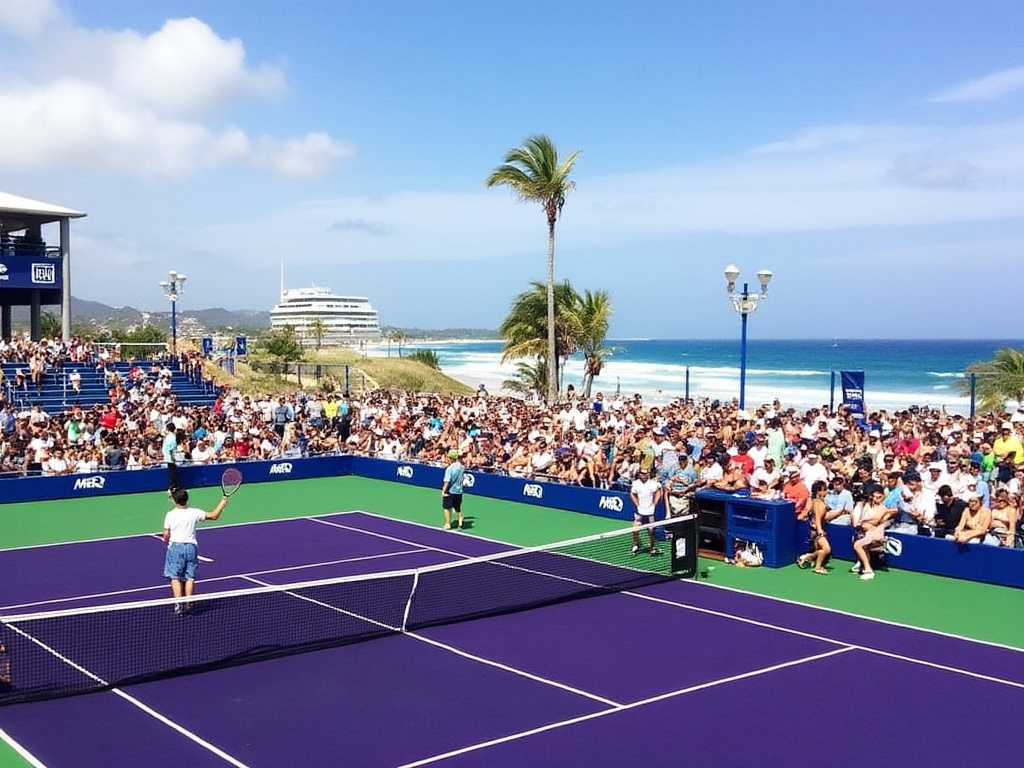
top-left (1, 512), bottom-right (1022, 768)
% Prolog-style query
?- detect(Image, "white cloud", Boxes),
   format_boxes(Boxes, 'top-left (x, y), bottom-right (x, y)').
top-left (0, 78), bottom-right (251, 177)
top-left (103, 18), bottom-right (285, 117)
top-left (0, 0), bottom-right (63, 37)
top-left (928, 66), bottom-right (1024, 103)
top-left (0, 11), bottom-right (344, 179)
top-left (163, 117), bottom-right (1024, 278)
top-left (250, 133), bottom-right (354, 179)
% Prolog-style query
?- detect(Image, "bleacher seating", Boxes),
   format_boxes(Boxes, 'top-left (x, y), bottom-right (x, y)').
top-left (1, 360), bottom-right (219, 413)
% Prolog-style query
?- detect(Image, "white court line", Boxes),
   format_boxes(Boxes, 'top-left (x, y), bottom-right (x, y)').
top-left (4, 624), bottom-right (250, 768)
top-left (622, 589), bottom-right (1024, 690)
top-left (0, 548), bottom-right (431, 614)
top-left (397, 646), bottom-right (856, 768)
top-left (309, 516), bottom-right (484, 562)
top-left (346, 509), bottom-right (1024, 688)
top-left (685, 577), bottom-right (1024, 655)
top-left (107, 688), bottom-right (251, 768)
top-left (405, 632), bottom-right (621, 707)
top-left (0, 727), bottom-right (46, 768)
top-left (238, 574), bottom-right (622, 708)
top-left (0, 509), bottom-right (366, 554)
top-left (352, 509), bottom-right (1024, 656)
top-left (8, 508), bottom-right (1022, 764)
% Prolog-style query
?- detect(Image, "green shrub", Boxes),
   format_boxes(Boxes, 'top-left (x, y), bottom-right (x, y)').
top-left (406, 349), bottom-right (440, 369)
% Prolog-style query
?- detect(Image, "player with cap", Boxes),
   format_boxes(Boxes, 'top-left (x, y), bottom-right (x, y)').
top-left (442, 449), bottom-right (466, 530)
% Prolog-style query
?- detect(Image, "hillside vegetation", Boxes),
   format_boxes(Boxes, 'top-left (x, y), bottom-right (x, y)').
top-left (204, 347), bottom-right (475, 397)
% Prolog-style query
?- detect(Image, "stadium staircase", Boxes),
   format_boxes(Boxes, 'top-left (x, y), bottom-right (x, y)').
top-left (2, 360), bottom-right (220, 413)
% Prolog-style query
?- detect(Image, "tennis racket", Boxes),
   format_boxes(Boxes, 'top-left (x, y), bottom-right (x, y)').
top-left (221, 467), bottom-right (243, 496)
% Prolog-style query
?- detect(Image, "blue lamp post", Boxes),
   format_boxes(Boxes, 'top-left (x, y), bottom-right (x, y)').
top-left (158, 269), bottom-right (187, 357)
top-left (724, 264), bottom-right (772, 411)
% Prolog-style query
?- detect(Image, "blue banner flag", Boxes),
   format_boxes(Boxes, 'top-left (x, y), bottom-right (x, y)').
top-left (841, 370), bottom-right (866, 419)
top-left (236, 336), bottom-right (248, 356)
top-left (201, 336), bottom-right (213, 356)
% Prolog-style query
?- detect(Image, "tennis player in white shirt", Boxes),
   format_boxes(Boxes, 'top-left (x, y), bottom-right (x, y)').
top-left (163, 488), bottom-right (228, 615)
top-left (630, 467), bottom-right (663, 556)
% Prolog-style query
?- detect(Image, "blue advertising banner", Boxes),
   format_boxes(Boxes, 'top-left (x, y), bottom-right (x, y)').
top-left (347, 456), bottom-right (636, 522)
top-left (201, 337), bottom-right (214, 356)
top-left (3, 455), bottom-right (1021, 585)
top-left (236, 336), bottom-right (248, 356)
top-left (0, 256), bottom-right (62, 291)
top-left (840, 370), bottom-right (866, 418)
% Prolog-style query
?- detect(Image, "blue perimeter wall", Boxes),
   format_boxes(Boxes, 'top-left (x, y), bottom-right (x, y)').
top-left (1, 456), bottom-right (1020, 590)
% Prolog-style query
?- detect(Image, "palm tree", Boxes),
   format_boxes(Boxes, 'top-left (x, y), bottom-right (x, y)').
top-left (385, 330), bottom-right (403, 358)
top-left (502, 359), bottom-right (548, 398)
top-left (567, 289), bottom-right (619, 399)
top-left (308, 318), bottom-right (328, 350)
top-left (487, 135), bottom-right (580, 403)
top-left (957, 347), bottom-right (1024, 412)
top-left (500, 280), bottom-right (579, 396)
top-left (41, 310), bottom-right (61, 339)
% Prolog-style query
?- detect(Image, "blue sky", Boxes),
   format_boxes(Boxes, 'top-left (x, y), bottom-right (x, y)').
top-left (1, 0), bottom-right (1022, 339)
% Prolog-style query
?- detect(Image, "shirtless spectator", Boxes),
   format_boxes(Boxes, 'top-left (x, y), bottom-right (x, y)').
top-left (988, 490), bottom-right (1018, 547)
top-left (504, 439), bottom-right (531, 477)
top-left (712, 460), bottom-right (749, 493)
top-left (950, 495), bottom-right (992, 545)
top-left (850, 486), bottom-right (895, 580)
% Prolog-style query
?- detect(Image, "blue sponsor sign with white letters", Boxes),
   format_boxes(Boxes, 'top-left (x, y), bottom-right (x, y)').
top-left (0, 257), bottom-right (61, 290)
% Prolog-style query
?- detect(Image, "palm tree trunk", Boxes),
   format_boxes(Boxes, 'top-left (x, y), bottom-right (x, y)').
top-left (546, 220), bottom-right (558, 403)
top-left (582, 372), bottom-right (593, 399)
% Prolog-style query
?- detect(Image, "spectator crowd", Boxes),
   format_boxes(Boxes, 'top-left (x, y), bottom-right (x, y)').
top-left (1, 338), bottom-right (1021, 551)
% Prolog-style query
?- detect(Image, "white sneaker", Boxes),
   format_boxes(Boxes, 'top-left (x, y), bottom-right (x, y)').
top-left (860, 571), bottom-right (875, 581)
top-left (631, 545), bottom-right (639, 556)
top-left (442, 523), bottom-right (451, 530)
top-left (850, 563), bottom-right (862, 574)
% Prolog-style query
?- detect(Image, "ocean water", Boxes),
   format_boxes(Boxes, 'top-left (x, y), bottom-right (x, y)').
top-left (404, 338), bottom-right (1022, 413)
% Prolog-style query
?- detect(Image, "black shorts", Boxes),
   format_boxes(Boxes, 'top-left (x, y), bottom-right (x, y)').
top-left (442, 493), bottom-right (463, 512)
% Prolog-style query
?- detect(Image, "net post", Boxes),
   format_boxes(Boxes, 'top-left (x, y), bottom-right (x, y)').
top-left (401, 570), bottom-right (421, 632)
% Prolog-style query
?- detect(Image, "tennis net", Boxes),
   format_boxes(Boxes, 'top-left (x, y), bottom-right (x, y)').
top-left (0, 519), bottom-right (680, 706)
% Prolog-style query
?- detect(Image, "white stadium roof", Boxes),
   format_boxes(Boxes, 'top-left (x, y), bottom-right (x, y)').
top-left (0, 191), bottom-right (86, 233)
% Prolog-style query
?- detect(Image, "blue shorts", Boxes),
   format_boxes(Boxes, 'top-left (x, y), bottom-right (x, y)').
top-left (164, 542), bottom-right (199, 581)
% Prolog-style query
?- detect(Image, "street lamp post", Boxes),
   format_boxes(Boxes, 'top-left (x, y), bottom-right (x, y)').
top-left (723, 265), bottom-right (772, 411)
top-left (158, 269), bottom-right (187, 357)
